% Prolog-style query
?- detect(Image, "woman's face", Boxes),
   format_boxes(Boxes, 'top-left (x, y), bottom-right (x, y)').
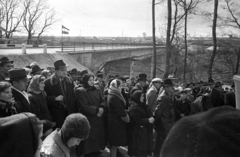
top-left (0, 87), bottom-right (12, 102)
top-left (38, 79), bottom-right (45, 91)
top-left (88, 77), bottom-right (94, 87)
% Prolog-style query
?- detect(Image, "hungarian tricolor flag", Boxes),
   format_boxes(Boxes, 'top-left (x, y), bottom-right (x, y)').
top-left (62, 25), bottom-right (69, 34)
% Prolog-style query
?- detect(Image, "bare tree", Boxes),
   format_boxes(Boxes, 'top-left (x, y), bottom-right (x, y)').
top-left (163, 0), bottom-right (172, 79)
top-left (208, 0), bottom-right (219, 80)
top-left (0, 0), bottom-right (24, 40)
top-left (178, 0), bottom-right (201, 81)
top-left (152, 0), bottom-right (157, 78)
top-left (21, 0), bottom-right (56, 44)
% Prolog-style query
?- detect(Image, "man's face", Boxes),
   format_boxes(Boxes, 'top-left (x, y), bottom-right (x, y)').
top-left (56, 67), bottom-right (67, 78)
top-left (71, 74), bottom-right (78, 81)
top-left (153, 82), bottom-right (161, 89)
top-left (13, 79), bottom-right (29, 92)
top-left (139, 80), bottom-right (146, 87)
top-left (1, 63), bottom-right (12, 73)
top-left (180, 93), bottom-right (187, 100)
top-left (165, 85), bottom-right (174, 94)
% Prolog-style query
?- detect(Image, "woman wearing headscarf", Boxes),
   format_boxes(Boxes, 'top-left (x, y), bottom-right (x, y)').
top-left (0, 113), bottom-right (43, 157)
top-left (0, 81), bottom-right (17, 117)
top-left (128, 90), bottom-right (154, 157)
top-left (107, 79), bottom-right (130, 157)
top-left (75, 74), bottom-right (106, 157)
top-left (28, 75), bottom-right (52, 121)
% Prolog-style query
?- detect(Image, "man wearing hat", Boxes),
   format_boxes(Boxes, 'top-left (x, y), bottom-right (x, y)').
top-left (69, 68), bottom-right (78, 87)
top-left (31, 64), bottom-right (44, 76)
top-left (9, 68), bottom-right (33, 113)
top-left (0, 57), bottom-right (14, 81)
top-left (174, 90), bottom-right (191, 121)
top-left (130, 73), bottom-right (148, 96)
top-left (154, 78), bottom-right (175, 157)
top-left (94, 71), bottom-right (105, 98)
top-left (146, 78), bottom-right (163, 113)
top-left (44, 60), bottom-right (76, 128)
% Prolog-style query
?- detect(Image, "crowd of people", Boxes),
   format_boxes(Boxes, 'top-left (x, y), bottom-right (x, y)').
top-left (0, 56), bottom-right (239, 157)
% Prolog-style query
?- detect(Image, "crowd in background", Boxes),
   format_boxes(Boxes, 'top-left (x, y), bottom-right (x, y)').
top-left (0, 56), bottom-right (239, 157)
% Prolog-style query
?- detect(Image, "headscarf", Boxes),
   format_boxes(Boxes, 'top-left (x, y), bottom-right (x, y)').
top-left (82, 74), bottom-right (94, 89)
top-left (28, 75), bottom-right (45, 94)
top-left (108, 79), bottom-right (126, 105)
top-left (0, 113), bottom-right (42, 157)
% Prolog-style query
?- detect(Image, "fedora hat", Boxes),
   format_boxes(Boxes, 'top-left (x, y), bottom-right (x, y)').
top-left (138, 73), bottom-right (147, 81)
top-left (31, 65), bottom-right (43, 75)
top-left (69, 68), bottom-right (78, 75)
top-left (80, 70), bottom-right (88, 77)
top-left (0, 57), bottom-right (13, 65)
top-left (54, 60), bottom-right (67, 69)
top-left (9, 68), bottom-right (30, 81)
top-left (163, 78), bottom-right (174, 87)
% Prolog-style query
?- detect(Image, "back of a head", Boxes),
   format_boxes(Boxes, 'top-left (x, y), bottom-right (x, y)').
top-left (160, 106), bottom-right (240, 157)
top-left (61, 113), bottom-right (90, 143)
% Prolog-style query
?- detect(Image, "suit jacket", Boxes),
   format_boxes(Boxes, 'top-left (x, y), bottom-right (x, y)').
top-left (154, 91), bottom-right (175, 136)
top-left (44, 74), bottom-right (76, 128)
top-left (12, 88), bottom-right (33, 113)
top-left (146, 86), bottom-right (158, 113)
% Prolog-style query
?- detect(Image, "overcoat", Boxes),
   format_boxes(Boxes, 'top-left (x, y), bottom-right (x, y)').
top-left (44, 74), bottom-right (76, 128)
top-left (107, 92), bottom-right (128, 146)
top-left (75, 86), bottom-right (106, 154)
top-left (128, 102), bottom-right (153, 157)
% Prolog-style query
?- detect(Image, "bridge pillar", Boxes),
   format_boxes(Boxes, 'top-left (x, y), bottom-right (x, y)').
top-left (43, 44), bottom-right (47, 53)
top-left (22, 43), bottom-right (26, 54)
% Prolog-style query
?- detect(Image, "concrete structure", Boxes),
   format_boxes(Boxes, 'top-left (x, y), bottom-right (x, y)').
top-left (66, 47), bottom-right (166, 79)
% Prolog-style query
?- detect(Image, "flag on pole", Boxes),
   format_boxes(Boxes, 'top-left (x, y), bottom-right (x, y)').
top-left (62, 25), bottom-right (69, 34)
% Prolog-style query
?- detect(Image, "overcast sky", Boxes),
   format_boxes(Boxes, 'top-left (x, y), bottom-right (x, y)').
top-left (47, 0), bottom-right (232, 37)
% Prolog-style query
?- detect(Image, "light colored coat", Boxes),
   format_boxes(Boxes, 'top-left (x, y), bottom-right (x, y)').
top-left (41, 129), bottom-right (70, 157)
top-left (146, 85), bottom-right (158, 113)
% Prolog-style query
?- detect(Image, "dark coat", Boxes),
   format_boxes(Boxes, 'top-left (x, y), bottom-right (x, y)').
top-left (189, 98), bottom-right (203, 115)
top-left (130, 83), bottom-right (143, 96)
top-left (28, 92), bottom-right (52, 121)
top-left (224, 91), bottom-right (236, 108)
top-left (0, 99), bottom-right (17, 118)
top-left (211, 88), bottom-right (224, 107)
top-left (75, 86), bottom-right (106, 154)
top-left (107, 92), bottom-right (128, 146)
top-left (44, 74), bottom-right (76, 128)
top-left (128, 102), bottom-right (153, 157)
top-left (174, 99), bottom-right (191, 121)
top-left (12, 88), bottom-right (33, 113)
top-left (154, 91), bottom-right (175, 136)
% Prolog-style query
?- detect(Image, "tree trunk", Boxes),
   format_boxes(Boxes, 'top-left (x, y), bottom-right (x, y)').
top-left (208, 0), bottom-right (218, 80)
top-left (163, 0), bottom-right (172, 79)
top-left (183, 4), bottom-right (188, 81)
top-left (235, 49), bottom-right (240, 75)
top-left (152, 0), bottom-right (157, 79)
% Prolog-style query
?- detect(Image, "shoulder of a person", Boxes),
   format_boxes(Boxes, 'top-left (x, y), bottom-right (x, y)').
top-left (75, 86), bottom-right (87, 93)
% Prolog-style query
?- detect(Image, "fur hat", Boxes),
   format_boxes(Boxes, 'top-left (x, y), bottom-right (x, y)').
top-left (160, 106), bottom-right (240, 157)
top-left (61, 113), bottom-right (90, 142)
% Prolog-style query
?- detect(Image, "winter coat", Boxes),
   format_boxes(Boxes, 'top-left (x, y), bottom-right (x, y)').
top-left (44, 74), bottom-right (76, 128)
top-left (154, 91), bottom-right (175, 136)
top-left (12, 87), bottom-right (33, 113)
top-left (75, 86), bottom-right (106, 154)
top-left (128, 102), bottom-right (153, 157)
top-left (146, 85), bottom-right (158, 113)
top-left (174, 99), bottom-right (191, 121)
top-left (28, 92), bottom-right (53, 121)
top-left (0, 99), bottom-right (17, 118)
top-left (41, 129), bottom-right (70, 157)
top-left (189, 98), bottom-right (203, 115)
top-left (130, 83), bottom-right (144, 96)
top-left (224, 91), bottom-right (236, 108)
top-left (107, 91), bottom-right (128, 146)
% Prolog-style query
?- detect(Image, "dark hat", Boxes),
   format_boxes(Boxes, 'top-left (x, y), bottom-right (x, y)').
top-left (61, 113), bottom-right (90, 140)
top-left (163, 78), bottom-right (174, 87)
top-left (80, 70), bottom-right (88, 77)
top-left (215, 81), bottom-right (223, 87)
top-left (96, 71), bottom-right (103, 77)
top-left (207, 78), bottom-right (215, 85)
top-left (69, 68), bottom-right (78, 75)
top-left (40, 120), bottom-right (56, 133)
top-left (0, 57), bottom-right (13, 65)
top-left (31, 65), bottom-right (43, 75)
top-left (186, 82), bottom-right (195, 88)
top-left (161, 106), bottom-right (240, 157)
top-left (138, 73), bottom-right (147, 81)
top-left (54, 60), bottom-right (67, 69)
top-left (9, 68), bottom-right (30, 81)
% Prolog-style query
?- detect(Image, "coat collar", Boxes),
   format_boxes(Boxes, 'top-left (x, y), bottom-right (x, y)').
top-left (50, 73), bottom-right (72, 86)
top-left (52, 129), bottom-right (70, 157)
